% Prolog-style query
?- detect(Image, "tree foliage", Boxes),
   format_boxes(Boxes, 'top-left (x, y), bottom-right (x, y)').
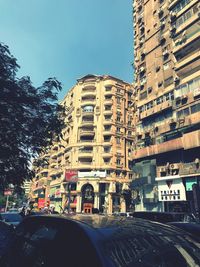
top-left (0, 43), bottom-right (65, 191)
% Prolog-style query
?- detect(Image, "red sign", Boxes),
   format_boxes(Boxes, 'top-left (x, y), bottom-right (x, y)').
top-left (38, 198), bottom-right (45, 209)
top-left (65, 170), bottom-right (78, 182)
top-left (4, 190), bottom-right (12, 196)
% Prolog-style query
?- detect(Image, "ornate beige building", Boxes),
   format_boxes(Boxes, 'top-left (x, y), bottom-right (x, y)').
top-left (132, 0), bottom-right (200, 212)
top-left (30, 75), bottom-right (134, 214)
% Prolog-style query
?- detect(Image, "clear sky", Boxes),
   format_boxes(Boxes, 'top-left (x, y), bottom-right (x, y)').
top-left (0, 0), bottom-right (133, 100)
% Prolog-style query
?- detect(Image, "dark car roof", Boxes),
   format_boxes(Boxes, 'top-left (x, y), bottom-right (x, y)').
top-left (9, 215), bottom-right (200, 267)
top-left (21, 214), bottom-right (194, 235)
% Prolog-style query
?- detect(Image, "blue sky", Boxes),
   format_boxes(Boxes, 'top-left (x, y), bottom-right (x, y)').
top-left (0, 0), bottom-right (133, 100)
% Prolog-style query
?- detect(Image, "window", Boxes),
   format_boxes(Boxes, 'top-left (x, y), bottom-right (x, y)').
top-left (105, 95), bottom-right (112, 100)
top-left (146, 101), bottom-right (153, 110)
top-left (116, 137), bottom-right (120, 144)
top-left (104, 158), bottom-right (110, 164)
top-left (116, 127), bottom-right (121, 133)
top-left (104, 136), bottom-right (111, 142)
top-left (140, 91), bottom-right (147, 100)
top-left (117, 97), bottom-right (121, 104)
top-left (104, 146), bottom-right (111, 153)
top-left (116, 116), bottom-right (121, 122)
top-left (163, 62), bottom-right (170, 70)
top-left (156, 96), bottom-right (164, 105)
top-left (105, 105), bottom-right (112, 111)
top-left (104, 125), bottom-right (111, 131)
top-left (104, 115), bottom-right (112, 120)
top-left (116, 159), bottom-right (121, 165)
top-left (174, 3), bottom-right (199, 29)
top-left (165, 91), bottom-right (174, 101)
top-left (164, 76), bottom-right (173, 87)
top-left (177, 107), bottom-right (189, 118)
top-left (172, 0), bottom-right (191, 13)
top-left (105, 86), bottom-right (112, 91)
top-left (191, 103), bottom-right (200, 114)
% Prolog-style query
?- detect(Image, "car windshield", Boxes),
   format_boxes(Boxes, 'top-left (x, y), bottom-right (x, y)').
top-left (0, 213), bottom-right (22, 223)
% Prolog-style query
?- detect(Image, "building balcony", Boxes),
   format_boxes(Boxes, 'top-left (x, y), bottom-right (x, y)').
top-left (81, 91), bottom-right (96, 98)
top-left (103, 119), bottom-right (113, 125)
top-left (133, 129), bottom-right (200, 159)
top-left (175, 50), bottom-right (200, 71)
top-left (52, 144), bottom-right (59, 151)
top-left (104, 99), bottom-right (113, 105)
top-left (102, 152), bottom-right (113, 158)
top-left (82, 110), bottom-right (94, 116)
top-left (103, 109), bottom-right (113, 115)
top-left (50, 162), bottom-right (57, 168)
top-left (80, 120), bottom-right (94, 126)
top-left (133, 138), bottom-right (183, 159)
top-left (78, 151), bottom-right (93, 158)
top-left (175, 11), bottom-right (199, 36)
top-left (77, 162), bottom-right (93, 169)
top-left (40, 169), bottom-right (49, 175)
top-left (49, 168), bottom-right (63, 177)
top-left (80, 130), bottom-right (95, 136)
top-left (103, 129), bottom-right (115, 135)
top-left (80, 99), bottom-right (96, 106)
top-left (78, 138), bottom-right (95, 143)
top-left (173, 28), bottom-right (200, 54)
top-left (104, 90), bottom-right (114, 96)
top-left (51, 152), bottom-right (58, 160)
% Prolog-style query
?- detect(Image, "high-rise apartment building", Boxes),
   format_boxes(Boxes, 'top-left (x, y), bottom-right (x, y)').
top-left (132, 0), bottom-right (200, 213)
top-left (30, 75), bottom-right (134, 214)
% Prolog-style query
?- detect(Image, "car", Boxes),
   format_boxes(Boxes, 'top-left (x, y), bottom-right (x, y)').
top-left (0, 214), bottom-right (200, 267)
top-left (7, 208), bottom-right (19, 213)
top-left (0, 221), bottom-right (15, 258)
top-left (131, 211), bottom-right (198, 224)
top-left (0, 212), bottom-right (23, 227)
top-left (167, 221), bottom-right (200, 236)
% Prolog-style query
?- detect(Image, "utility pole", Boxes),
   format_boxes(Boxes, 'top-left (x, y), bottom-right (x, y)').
top-left (67, 183), bottom-right (71, 213)
top-left (5, 195), bottom-right (9, 212)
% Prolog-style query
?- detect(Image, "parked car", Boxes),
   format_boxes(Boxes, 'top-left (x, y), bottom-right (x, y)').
top-left (0, 212), bottom-right (23, 227)
top-left (131, 211), bottom-right (198, 223)
top-left (0, 214), bottom-right (200, 267)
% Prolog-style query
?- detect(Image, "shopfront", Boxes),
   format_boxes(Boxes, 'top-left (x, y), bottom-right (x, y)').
top-left (49, 186), bottom-right (62, 212)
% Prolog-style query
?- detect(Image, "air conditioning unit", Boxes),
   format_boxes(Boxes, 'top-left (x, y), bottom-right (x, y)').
top-left (140, 66), bottom-right (145, 72)
top-left (170, 25), bottom-right (176, 32)
top-left (162, 50), bottom-right (169, 56)
top-left (169, 118), bottom-right (176, 124)
top-left (170, 11), bottom-right (176, 19)
top-left (170, 163), bottom-right (179, 170)
top-left (174, 76), bottom-right (180, 83)
top-left (159, 167), bottom-right (166, 172)
top-left (194, 88), bottom-right (200, 97)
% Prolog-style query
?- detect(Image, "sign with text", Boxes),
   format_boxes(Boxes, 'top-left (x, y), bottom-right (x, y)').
top-left (65, 170), bottom-right (78, 182)
top-left (38, 198), bottom-right (45, 208)
top-left (157, 178), bottom-right (186, 201)
top-left (4, 190), bottom-right (12, 196)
